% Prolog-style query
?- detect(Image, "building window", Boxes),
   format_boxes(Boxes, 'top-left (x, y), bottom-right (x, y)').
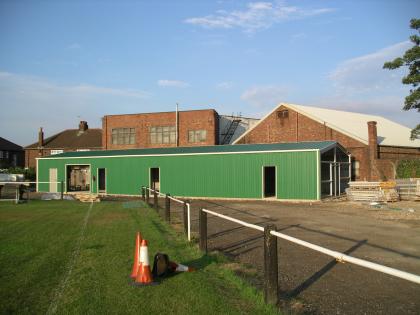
top-left (188, 130), bottom-right (207, 143)
top-left (0, 151), bottom-right (3, 159)
top-left (112, 128), bottom-right (136, 145)
top-left (50, 150), bottom-right (64, 155)
top-left (150, 126), bottom-right (176, 144)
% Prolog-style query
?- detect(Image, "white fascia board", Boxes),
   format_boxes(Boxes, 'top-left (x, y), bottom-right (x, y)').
top-left (38, 148), bottom-right (320, 160)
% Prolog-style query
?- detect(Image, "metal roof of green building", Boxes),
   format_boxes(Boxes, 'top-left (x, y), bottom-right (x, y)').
top-left (39, 141), bottom-right (339, 159)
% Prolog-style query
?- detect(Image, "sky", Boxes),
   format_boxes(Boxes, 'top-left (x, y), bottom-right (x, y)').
top-left (0, 0), bottom-right (419, 146)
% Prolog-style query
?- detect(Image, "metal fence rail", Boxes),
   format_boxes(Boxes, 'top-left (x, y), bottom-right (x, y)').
top-left (201, 208), bottom-right (420, 285)
top-left (142, 186), bottom-right (191, 240)
top-left (139, 188), bottom-right (420, 305)
top-left (0, 181), bottom-right (64, 203)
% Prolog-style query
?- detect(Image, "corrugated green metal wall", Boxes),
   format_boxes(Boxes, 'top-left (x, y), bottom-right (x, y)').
top-left (37, 151), bottom-right (319, 200)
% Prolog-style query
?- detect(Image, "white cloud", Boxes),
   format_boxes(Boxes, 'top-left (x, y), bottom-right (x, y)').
top-left (216, 81), bottom-right (234, 90)
top-left (67, 43), bottom-right (81, 49)
top-left (185, 1), bottom-right (334, 33)
top-left (241, 85), bottom-right (289, 108)
top-left (290, 32), bottom-right (306, 42)
top-left (318, 41), bottom-right (418, 128)
top-left (328, 41), bottom-right (411, 93)
top-left (157, 79), bottom-right (190, 88)
top-left (0, 71), bottom-right (150, 145)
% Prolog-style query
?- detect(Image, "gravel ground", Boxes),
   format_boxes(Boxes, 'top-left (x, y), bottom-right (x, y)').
top-left (185, 199), bottom-right (420, 315)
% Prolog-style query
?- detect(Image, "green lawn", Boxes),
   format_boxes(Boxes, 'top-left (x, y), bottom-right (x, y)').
top-left (0, 200), bottom-right (278, 315)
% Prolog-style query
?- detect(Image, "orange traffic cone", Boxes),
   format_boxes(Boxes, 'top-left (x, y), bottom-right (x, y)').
top-left (134, 239), bottom-right (155, 285)
top-left (169, 261), bottom-right (196, 272)
top-left (130, 232), bottom-right (142, 279)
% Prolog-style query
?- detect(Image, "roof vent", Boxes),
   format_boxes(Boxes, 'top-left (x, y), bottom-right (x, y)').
top-left (277, 110), bottom-right (288, 119)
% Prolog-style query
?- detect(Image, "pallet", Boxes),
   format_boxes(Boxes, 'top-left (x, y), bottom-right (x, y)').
top-left (74, 193), bottom-right (101, 203)
top-left (346, 181), bottom-right (399, 202)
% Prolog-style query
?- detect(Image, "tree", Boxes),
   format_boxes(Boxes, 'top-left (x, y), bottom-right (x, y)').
top-left (383, 18), bottom-right (420, 139)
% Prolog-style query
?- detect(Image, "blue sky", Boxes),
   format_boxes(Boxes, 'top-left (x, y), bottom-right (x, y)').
top-left (0, 0), bottom-right (419, 145)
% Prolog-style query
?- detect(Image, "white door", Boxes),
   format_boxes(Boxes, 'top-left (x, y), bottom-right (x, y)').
top-left (49, 168), bottom-right (58, 192)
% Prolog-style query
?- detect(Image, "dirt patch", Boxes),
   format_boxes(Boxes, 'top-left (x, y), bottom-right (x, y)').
top-left (186, 199), bottom-right (420, 315)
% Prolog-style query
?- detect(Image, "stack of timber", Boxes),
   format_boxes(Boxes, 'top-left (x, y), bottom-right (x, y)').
top-left (395, 178), bottom-right (420, 201)
top-left (346, 181), bottom-right (399, 202)
top-left (74, 193), bottom-right (101, 203)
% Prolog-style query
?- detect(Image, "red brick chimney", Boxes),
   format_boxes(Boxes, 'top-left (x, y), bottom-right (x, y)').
top-left (367, 121), bottom-right (378, 161)
top-left (79, 121), bottom-right (88, 132)
top-left (38, 127), bottom-right (44, 147)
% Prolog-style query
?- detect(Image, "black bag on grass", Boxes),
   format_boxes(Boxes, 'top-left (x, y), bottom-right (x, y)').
top-left (152, 253), bottom-right (171, 278)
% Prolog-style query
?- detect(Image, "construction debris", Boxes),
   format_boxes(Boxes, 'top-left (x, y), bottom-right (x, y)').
top-left (346, 181), bottom-right (399, 202)
top-left (395, 178), bottom-right (420, 201)
top-left (74, 193), bottom-right (101, 203)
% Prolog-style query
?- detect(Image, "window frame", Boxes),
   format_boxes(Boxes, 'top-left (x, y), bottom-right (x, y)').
top-left (150, 125), bottom-right (176, 144)
top-left (188, 129), bottom-right (207, 143)
top-left (111, 128), bottom-right (136, 145)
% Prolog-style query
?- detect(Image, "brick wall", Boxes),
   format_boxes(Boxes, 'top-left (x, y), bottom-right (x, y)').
top-left (235, 105), bottom-right (420, 180)
top-left (378, 146), bottom-right (420, 160)
top-left (236, 105), bottom-right (373, 180)
top-left (102, 109), bottom-right (219, 150)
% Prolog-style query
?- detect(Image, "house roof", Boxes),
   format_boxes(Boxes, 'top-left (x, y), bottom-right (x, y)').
top-left (0, 137), bottom-right (22, 151)
top-left (38, 140), bottom-right (339, 159)
top-left (25, 129), bottom-right (102, 149)
top-left (233, 102), bottom-right (420, 148)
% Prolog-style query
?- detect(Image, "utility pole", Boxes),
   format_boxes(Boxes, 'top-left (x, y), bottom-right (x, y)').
top-left (176, 103), bottom-right (179, 147)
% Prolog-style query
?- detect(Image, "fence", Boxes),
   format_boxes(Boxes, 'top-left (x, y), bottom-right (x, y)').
top-left (141, 186), bottom-right (191, 240)
top-left (0, 181), bottom-right (64, 203)
top-left (141, 187), bottom-right (420, 305)
top-left (198, 207), bottom-right (420, 304)
top-left (395, 178), bottom-right (420, 201)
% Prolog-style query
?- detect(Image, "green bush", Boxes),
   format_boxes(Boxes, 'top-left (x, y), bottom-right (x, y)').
top-left (396, 160), bottom-right (420, 178)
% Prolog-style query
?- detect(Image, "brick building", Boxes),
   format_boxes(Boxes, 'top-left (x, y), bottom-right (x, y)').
top-left (234, 103), bottom-right (420, 181)
top-left (102, 109), bottom-right (219, 150)
top-left (25, 121), bottom-right (102, 168)
top-left (0, 137), bottom-right (24, 168)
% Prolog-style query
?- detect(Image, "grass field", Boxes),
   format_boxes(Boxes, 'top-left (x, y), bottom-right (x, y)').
top-left (0, 200), bottom-right (279, 315)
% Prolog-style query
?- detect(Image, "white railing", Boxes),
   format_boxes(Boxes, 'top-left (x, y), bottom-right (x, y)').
top-left (144, 187), bottom-right (191, 241)
top-left (0, 181), bottom-right (64, 203)
top-left (201, 208), bottom-right (420, 285)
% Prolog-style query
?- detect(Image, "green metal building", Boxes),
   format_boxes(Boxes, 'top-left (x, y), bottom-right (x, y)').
top-left (36, 141), bottom-right (350, 201)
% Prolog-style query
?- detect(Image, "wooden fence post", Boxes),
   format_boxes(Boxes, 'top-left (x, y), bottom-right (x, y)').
top-left (145, 187), bottom-right (149, 205)
top-left (183, 201), bottom-right (188, 236)
top-left (60, 181), bottom-right (64, 200)
top-left (264, 224), bottom-right (278, 305)
top-left (165, 194), bottom-right (170, 222)
top-left (199, 208), bottom-right (207, 253)
top-left (153, 190), bottom-right (158, 210)
top-left (141, 186), bottom-right (145, 201)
